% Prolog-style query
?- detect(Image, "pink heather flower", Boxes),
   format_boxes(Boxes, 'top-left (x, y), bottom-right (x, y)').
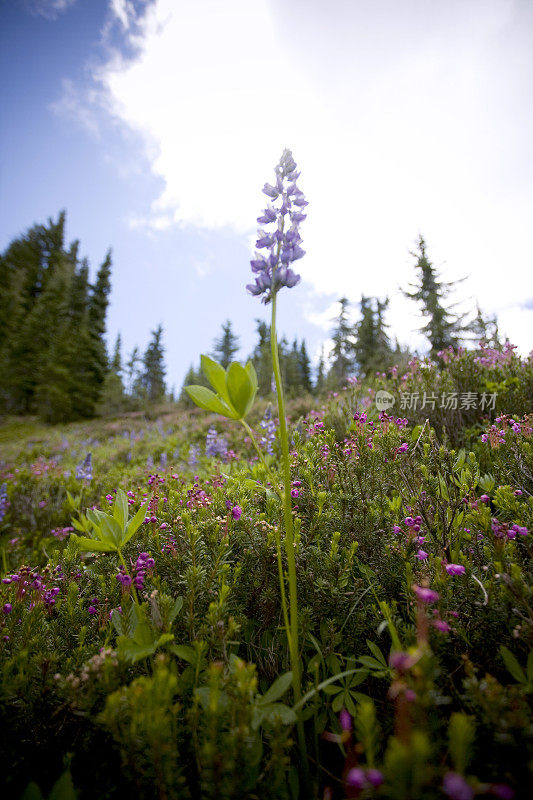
top-left (442, 772), bottom-right (474, 800)
top-left (339, 708), bottom-right (352, 731)
top-left (479, 494), bottom-right (490, 504)
top-left (366, 769), bottom-right (384, 788)
top-left (389, 651), bottom-right (414, 673)
top-left (397, 442), bottom-right (409, 453)
top-left (433, 619), bottom-right (451, 633)
top-left (290, 488), bottom-right (299, 498)
top-left (490, 784), bottom-right (515, 799)
top-left (346, 768), bottom-right (366, 789)
top-left (445, 564), bottom-right (466, 576)
top-left (3, 603), bottom-right (12, 614)
top-left (416, 549), bottom-right (429, 561)
top-left (232, 506), bottom-right (242, 521)
top-left (88, 605), bottom-right (97, 615)
top-left (413, 584), bottom-right (439, 604)
top-left (404, 516), bottom-right (415, 527)
top-left (514, 489), bottom-right (523, 496)
top-left (393, 525), bottom-right (402, 534)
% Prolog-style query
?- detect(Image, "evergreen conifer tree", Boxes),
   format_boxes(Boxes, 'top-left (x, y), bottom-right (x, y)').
top-left (402, 235), bottom-right (468, 358)
top-left (142, 325), bottom-right (166, 402)
top-left (298, 341), bottom-right (313, 393)
top-left (213, 320), bottom-right (240, 368)
top-left (327, 297), bottom-right (355, 386)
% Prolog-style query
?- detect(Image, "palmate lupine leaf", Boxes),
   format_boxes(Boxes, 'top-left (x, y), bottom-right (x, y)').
top-left (71, 488), bottom-right (147, 553)
top-left (185, 356), bottom-right (258, 421)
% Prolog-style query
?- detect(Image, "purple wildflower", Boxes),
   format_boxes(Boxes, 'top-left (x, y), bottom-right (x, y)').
top-left (413, 584), bottom-right (439, 604)
top-left (75, 452), bottom-right (92, 482)
top-left (445, 564), bottom-right (466, 576)
top-left (246, 149), bottom-right (306, 304)
top-left (442, 772), bottom-right (474, 800)
top-left (232, 506), bottom-right (242, 521)
top-left (346, 768), bottom-right (366, 789)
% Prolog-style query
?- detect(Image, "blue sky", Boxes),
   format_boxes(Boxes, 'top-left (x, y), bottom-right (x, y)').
top-left (1, 0), bottom-right (532, 392)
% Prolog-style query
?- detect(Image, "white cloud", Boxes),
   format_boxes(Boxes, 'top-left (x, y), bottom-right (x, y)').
top-left (50, 78), bottom-right (101, 136)
top-left (91, 0), bottom-right (532, 352)
top-left (26, 0), bottom-right (77, 20)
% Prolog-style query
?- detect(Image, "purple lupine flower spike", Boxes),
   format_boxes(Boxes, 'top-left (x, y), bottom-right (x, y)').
top-left (247, 149), bottom-right (307, 304)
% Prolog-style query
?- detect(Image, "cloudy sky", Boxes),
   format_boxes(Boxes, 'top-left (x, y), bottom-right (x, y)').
top-left (1, 0), bottom-right (532, 389)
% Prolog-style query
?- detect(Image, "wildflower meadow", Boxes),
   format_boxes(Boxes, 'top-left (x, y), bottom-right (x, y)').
top-left (0, 151), bottom-right (532, 800)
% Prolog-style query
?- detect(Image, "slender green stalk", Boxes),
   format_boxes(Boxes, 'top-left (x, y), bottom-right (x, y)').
top-left (240, 419), bottom-right (291, 658)
top-left (270, 291), bottom-right (310, 785)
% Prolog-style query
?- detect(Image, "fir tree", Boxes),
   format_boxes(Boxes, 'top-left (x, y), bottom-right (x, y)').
top-left (353, 295), bottom-right (392, 377)
top-left (298, 341), bottom-right (313, 393)
top-left (142, 325), bottom-right (166, 402)
top-left (315, 346), bottom-right (326, 395)
top-left (402, 235), bottom-right (468, 358)
top-left (250, 319), bottom-right (273, 395)
top-left (213, 320), bottom-right (240, 368)
top-left (471, 303), bottom-right (500, 348)
top-left (327, 297), bottom-right (355, 386)
top-left (125, 346), bottom-right (142, 396)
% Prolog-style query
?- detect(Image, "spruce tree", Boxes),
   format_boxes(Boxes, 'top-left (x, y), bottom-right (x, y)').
top-left (315, 346), bottom-right (326, 395)
top-left (402, 235), bottom-right (468, 358)
top-left (328, 297), bottom-right (355, 386)
top-left (471, 304), bottom-right (500, 348)
top-left (250, 319), bottom-right (273, 395)
top-left (353, 295), bottom-right (392, 377)
top-left (213, 320), bottom-right (240, 368)
top-left (142, 325), bottom-right (166, 402)
top-left (298, 341), bottom-right (313, 393)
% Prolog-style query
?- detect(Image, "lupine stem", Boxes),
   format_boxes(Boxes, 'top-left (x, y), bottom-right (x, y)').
top-left (240, 418), bottom-right (291, 650)
top-left (270, 291), bottom-right (310, 786)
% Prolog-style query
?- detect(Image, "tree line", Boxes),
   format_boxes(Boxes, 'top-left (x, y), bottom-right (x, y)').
top-left (0, 213), bottom-right (501, 422)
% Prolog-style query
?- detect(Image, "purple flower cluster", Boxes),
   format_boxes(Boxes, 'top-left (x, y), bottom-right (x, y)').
top-left (260, 406), bottom-right (277, 455)
top-left (0, 483), bottom-right (8, 522)
top-left (2, 565), bottom-right (62, 609)
top-left (346, 767), bottom-right (384, 790)
top-left (205, 427), bottom-right (228, 460)
top-left (247, 149), bottom-right (307, 304)
top-left (492, 519), bottom-right (528, 540)
top-left (75, 452), bottom-right (92, 482)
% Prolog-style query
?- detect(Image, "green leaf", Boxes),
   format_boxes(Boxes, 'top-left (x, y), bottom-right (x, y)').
top-left (366, 640), bottom-right (387, 666)
top-left (21, 783), bottom-right (43, 800)
top-left (500, 645), bottom-right (526, 684)
top-left (168, 596), bottom-right (183, 624)
top-left (71, 518), bottom-right (87, 533)
top-left (113, 488), bottom-right (129, 531)
top-left (201, 355), bottom-right (231, 403)
top-left (48, 770), bottom-right (78, 800)
top-left (358, 656), bottom-right (388, 671)
top-left (71, 534), bottom-right (116, 553)
top-left (123, 500), bottom-right (148, 545)
top-left (171, 644), bottom-right (196, 663)
top-left (226, 362), bottom-right (253, 419)
top-left (263, 702), bottom-right (297, 725)
top-left (98, 513), bottom-right (123, 547)
top-left (184, 385), bottom-right (237, 418)
top-left (259, 671), bottom-right (293, 705)
top-left (245, 360), bottom-right (258, 395)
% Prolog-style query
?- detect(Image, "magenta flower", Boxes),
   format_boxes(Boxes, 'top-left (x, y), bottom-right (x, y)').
top-left (413, 584), bottom-right (439, 604)
top-left (366, 769), bottom-right (384, 788)
top-left (232, 506), bottom-right (242, 521)
top-left (416, 549), bottom-right (429, 561)
top-left (346, 768), bottom-right (366, 789)
top-left (442, 772), bottom-right (474, 800)
top-left (339, 708), bottom-right (352, 732)
top-left (445, 564), bottom-right (466, 576)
